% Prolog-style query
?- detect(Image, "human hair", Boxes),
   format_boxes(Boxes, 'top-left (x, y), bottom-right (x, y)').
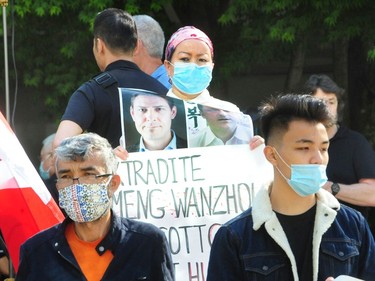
top-left (304, 74), bottom-right (345, 121)
top-left (133, 15), bottom-right (165, 59)
top-left (130, 93), bottom-right (175, 110)
top-left (42, 133), bottom-right (56, 147)
top-left (55, 133), bottom-right (118, 174)
top-left (93, 8), bottom-right (137, 55)
top-left (259, 94), bottom-right (333, 145)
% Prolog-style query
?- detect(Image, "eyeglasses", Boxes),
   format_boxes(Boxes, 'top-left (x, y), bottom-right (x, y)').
top-left (56, 174), bottom-right (112, 188)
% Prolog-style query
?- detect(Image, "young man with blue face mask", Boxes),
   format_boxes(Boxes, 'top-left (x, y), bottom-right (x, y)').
top-left (17, 133), bottom-right (175, 281)
top-left (207, 94), bottom-right (375, 281)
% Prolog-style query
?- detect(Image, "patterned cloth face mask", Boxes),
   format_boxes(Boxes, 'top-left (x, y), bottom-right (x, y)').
top-left (58, 180), bottom-right (111, 222)
top-left (170, 62), bottom-right (213, 95)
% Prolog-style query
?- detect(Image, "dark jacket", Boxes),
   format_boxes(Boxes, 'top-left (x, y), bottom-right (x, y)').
top-left (16, 211), bottom-right (175, 281)
top-left (207, 188), bottom-right (375, 281)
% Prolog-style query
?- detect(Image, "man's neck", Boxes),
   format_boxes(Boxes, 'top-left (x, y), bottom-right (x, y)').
top-left (72, 210), bottom-right (111, 242)
top-left (102, 54), bottom-right (134, 71)
top-left (140, 57), bottom-right (163, 75)
top-left (143, 132), bottom-right (173, 151)
top-left (211, 128), bottom-right (235, 143)
top-left (270, 177), bottom-right (317, 215)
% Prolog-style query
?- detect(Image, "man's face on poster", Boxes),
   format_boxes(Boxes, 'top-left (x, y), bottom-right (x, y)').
top-left (130, 95), bottom-right (177, 142)
top-left (201, 106), bottom-right (238, 134)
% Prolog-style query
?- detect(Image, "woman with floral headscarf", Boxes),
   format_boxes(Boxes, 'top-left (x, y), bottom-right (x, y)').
top-left (164, 26), bottom-right (263, 148)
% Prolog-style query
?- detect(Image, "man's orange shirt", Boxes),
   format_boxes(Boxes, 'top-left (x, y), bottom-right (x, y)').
top-left (66, 223), bottom-right (113, 281)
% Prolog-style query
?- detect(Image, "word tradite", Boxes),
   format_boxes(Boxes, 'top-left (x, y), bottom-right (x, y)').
top-left (121, 155), bottom-right (205, 186)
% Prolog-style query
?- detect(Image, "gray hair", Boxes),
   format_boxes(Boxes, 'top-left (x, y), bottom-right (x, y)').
top-left (42, 133), bottom-right (56, 147)
top-left (55, 133), bottom-right (118, 173)
top-left (133, 15), bottom-right (165, 59)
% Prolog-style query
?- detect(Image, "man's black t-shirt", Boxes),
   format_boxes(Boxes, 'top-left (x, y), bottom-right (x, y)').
top-left (276, 204), bottom-right (316, 281)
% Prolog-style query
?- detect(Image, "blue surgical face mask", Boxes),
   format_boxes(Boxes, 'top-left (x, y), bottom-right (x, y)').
top-left (39, 161), bottom-right (51, 180)
top-left (170, 62), bottom-right (213, 95)
top-left (273, 148), bottom-right (328, 197)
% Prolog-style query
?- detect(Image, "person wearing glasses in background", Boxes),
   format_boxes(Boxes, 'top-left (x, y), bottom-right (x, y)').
top-left (305, 74), bottom-right (375, 236)
top-left (16, 133), bottom-right (174, 281)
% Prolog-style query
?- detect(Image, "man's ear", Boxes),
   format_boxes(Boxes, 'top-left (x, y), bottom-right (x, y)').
top-left (129, 106), bottom-right (135, 120)
top-left (133, 39), bottom-right (142, 56)
top-left (264, 145), bottom-right (278, 166)
top-left (95, 37), bottom-right (105, 54)
top-left (170, 105), bottom-right (177, 119)
top-left (108, 174), bottom-right (121, 194)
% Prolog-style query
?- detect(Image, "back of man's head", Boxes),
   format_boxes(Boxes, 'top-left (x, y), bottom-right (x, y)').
top-left (94, 8), bottom-right (137, 55)
top-left (259, 94), bottom-right (333, 145)
top-left (133, 15), bottom-right (165, 59)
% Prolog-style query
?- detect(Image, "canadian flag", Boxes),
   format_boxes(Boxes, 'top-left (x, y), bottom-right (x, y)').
top-left (0, 112), bottom-right (64, 271)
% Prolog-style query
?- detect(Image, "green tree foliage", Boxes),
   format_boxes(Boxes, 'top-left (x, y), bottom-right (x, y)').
top-left (218, 0), bottom-right (375, 139)
top-left (0, 0), bottom-right (374, 138)
top-left (0, 0), bottom-right (170, 118)
top-left (218, 0), bottom-right (375, 71)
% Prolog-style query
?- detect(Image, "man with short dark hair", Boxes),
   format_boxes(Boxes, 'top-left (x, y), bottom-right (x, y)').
top-left (207, 94), bottom-right (375, 281)
top-left (54, 8), bottom-right (168, 150)
top-left (128, 93), bottom-right (186, 152)
top-left (17, 133), bottom-right (174, 281)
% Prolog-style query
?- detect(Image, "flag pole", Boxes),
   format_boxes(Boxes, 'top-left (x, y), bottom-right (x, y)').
top-left (1, 0), bottom-right (10, 122)
top-left (0, 4), bottom-right (15, 279)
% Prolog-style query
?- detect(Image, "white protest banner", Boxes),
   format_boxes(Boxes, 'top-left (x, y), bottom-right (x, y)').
top-left (115, 87), bottom-right (273, 280)
top-left (112, 144), bottom-right (273, 281)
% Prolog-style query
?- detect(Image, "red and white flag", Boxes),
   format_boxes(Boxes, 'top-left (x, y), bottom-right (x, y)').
top-left (0, 111), bottom-right (64, 271)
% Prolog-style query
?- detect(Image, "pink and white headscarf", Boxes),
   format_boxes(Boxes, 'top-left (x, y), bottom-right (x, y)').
top-left (165, 26), bottom-right (214, 61)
